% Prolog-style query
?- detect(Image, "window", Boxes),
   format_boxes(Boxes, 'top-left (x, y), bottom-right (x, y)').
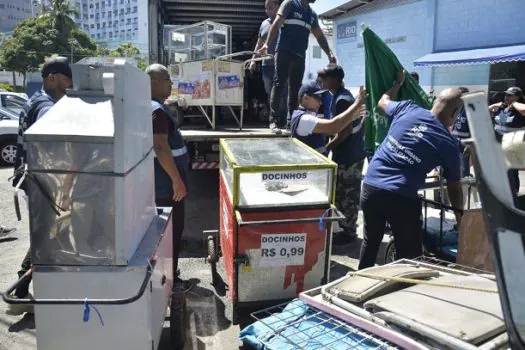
top-left (312, 46), bottom-right (322, 59)
top-left (133, 6), bottom-right (137, 13)
top-left (90, 24), bottom-right (94, 28)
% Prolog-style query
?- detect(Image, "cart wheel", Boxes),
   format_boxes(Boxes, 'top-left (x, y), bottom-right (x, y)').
top-left (207, 235), bottom-right (219, 285)
top-left (384, 238), bottom-right (397, 264)
top-left (170, 286), bottom-right (188, 350)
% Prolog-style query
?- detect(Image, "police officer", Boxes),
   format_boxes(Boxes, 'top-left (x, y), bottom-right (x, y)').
top-left (250, 0), bottom-right (288, 123)
top-left (322, 64), bottom-right (366, 245)
top-left (489, 86), bottom-right (525, 193)
top-left (7, 57), bottom-right (73, 316)
top-left (451, 87), bottom-right (471, 177)
top-left (359, 72), bottom-right (464, 269)
top-left (259, 0), bottom-right (336, 134)
top-left (291, 81), bottom-right (365, 155)
top-left (146, 64), bottom-right (191, 290)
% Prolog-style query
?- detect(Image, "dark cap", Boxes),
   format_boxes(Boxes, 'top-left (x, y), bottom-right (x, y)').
top-left (299, 81), bottom-right (326, 99)
top-left (41, 57), bottom-right (72, 79)
top-left (505, 87), bottom-right (523, 96)
top-left (318, 63), bottom-right (345, 80)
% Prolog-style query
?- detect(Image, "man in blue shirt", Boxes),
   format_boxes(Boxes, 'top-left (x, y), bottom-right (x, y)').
top-left (250, 0), bottom-right (288, 123)
top-left (291, 81), bottom-right (365, 155)
top-left (259, 0), bottom-right (336, 134)
top-left (359, 72), bottom-right (464, 269)
top-left (321, 64), bottom-right (366, 246)
top-left (7, 57), bottom-right (73, 316)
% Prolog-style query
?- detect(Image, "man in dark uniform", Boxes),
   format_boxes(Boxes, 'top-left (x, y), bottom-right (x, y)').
top-left (7, 57), bottom-right (73, 316)
top-left (291, 81), bottom-right (365, 155)
top-left (146, 64), bottom-right (191, 290)
top-left (250, 0), bottom-right (288, 122)
top-left (359, 72), bottom-right (464, 269)
top-left (451, 87), bottom-right (471, 177)
top-left (489, 86), bottom-right (525, 194)
top-left (260, 0), bottom-right (336, 134)
top-left (322, 64), bottom-right (366, 245)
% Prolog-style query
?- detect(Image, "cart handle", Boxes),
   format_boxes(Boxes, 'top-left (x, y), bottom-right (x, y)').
top-left (420, 197), bottom-right (464, 215)
top-left (2, 257), bottom-right (157, 306)
top-left (234, 205), bottom-right (345, 228)
top-left (215, 51), bottom-right (274, 65)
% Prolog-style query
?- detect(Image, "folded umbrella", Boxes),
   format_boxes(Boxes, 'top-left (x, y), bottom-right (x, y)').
top-left (362, 25), bottom-right (433, 152)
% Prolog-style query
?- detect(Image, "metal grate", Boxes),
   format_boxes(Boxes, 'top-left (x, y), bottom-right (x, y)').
top-left (251, 300), bottom-right (400, 350)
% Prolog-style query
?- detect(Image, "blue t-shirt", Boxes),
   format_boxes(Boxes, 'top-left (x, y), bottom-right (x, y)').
top-left (259, 18), bottom-right (277, 66)
top-left (364, 101), bottom-right (461, 198)
top-left (276, 0), bottom-right (319, 57)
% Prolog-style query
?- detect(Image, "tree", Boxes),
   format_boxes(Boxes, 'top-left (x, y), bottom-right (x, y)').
top-left (110, 42), bottom-right (148, 70)
top-left (0, 15), bottom-right (97, 84)
top-left (41, 0), bottom-right (79, 35)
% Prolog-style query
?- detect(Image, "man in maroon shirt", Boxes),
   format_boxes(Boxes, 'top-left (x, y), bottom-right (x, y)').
top-left (146, 64), bottom-right (191, 290)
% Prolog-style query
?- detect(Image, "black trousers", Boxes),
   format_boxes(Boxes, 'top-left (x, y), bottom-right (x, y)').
top-left (358, 184), bottom-right (422, 270)
top-left (15, 249), bottom-right (32, 298)
top-left (156, 197), bottom-right (185, 280)
top-left (270, 50), bottom-right (305, 126)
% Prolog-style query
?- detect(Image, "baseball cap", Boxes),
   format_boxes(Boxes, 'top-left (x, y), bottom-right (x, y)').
top-left (299, 81), bottom-right (326, 99)
top-left (318, 64), bottom-right (345, 80)
top-left (41, 57), bottom-right (72, 79)
top-left (505, 87), bottom-right (523, 96)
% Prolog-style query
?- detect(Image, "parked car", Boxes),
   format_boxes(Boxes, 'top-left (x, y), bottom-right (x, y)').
top-left (0, 107), bottom-right (18, 166)
top-left (0, 92), bottom-right (27, 116)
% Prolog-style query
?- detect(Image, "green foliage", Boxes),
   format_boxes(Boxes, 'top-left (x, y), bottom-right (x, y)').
top-left (108, 42), bottom-right (148, 70)
top-left (0, 11), bottom-right (97, 78)
top-left (0, 83), bottom-right (14, 92)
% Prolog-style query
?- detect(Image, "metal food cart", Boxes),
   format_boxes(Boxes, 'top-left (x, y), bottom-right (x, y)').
top-left (208, 138), bottom-right (344, 324)
top-left (166, 21), bottom-right (271, 130)
top-left (3, 59), bottom-right (184, 350)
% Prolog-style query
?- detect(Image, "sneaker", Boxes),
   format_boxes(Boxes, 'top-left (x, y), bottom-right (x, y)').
top-left (332, 233), bottom-right (357, 246)
top-left (5, 293), bottom-right (34, 316)
top-left (0, 226), bottom-right (15, 238)
top-left (269, 123), bottom-right (282, 134)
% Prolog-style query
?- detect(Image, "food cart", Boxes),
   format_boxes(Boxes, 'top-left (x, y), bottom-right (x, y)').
top-left (3, 59), bottom-right (183, 350)
top-left (166, 21), bottom-right (271, 130)
top-left (208, 138), bottom-right (344, 323)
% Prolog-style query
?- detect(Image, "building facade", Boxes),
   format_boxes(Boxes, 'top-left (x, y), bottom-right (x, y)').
top-left (0, 0), bottom-right (40, 33)
top-left (324, 0), bottom-right (525, 100)
top-left (303, 33), bottom-right (334, 84)
top-left (74, 0), bottom-right (149, 54)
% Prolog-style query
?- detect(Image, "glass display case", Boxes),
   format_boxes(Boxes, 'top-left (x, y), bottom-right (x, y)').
top-left (220, 138), bottom-right (336, 209)
top-left (167, 21), bottom-right (231, 63)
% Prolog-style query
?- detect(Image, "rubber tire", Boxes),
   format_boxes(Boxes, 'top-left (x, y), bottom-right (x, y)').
top-left (383, 238), bottom-right (397, 264)
top-left (172, 103), bottom-right (184, 127)
top-left (0, 139), bottom-right (17, 166)
top-left (207, 235), bottom-right (218, 286)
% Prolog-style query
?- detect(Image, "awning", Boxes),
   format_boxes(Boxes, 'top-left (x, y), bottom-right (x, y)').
top-left (414, 44), bottom-right (525, 67)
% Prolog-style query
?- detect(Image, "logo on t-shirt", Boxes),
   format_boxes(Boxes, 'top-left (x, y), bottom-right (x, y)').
top-left (407, 124), bottom-right (427, 139)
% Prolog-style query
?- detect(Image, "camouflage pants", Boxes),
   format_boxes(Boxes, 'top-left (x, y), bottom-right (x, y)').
top-left (335, 160), bottom-right (365, 236)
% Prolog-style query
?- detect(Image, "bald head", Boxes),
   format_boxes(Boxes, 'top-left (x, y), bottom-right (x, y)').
top-left (431, 88), bottom-right (465, 127)
top-left (146, 63), bottom-right (172, 102)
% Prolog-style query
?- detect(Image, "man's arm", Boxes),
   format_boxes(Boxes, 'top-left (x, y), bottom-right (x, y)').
top-left (488, 102), bottom-right (504, 115)
top-left (446, 180), bottom-right (464, 226)
top-left (249, 36), bottom-right (264, 71)
top-left (262, 16), bottom-right (286, 52)
top-left (511, 101), bottom-right (525, 116)
top-left (377, 71), bottom-right (405, 113)
top-left (313, 87), bottom-right (366, 135)
top-left (153, 133), bottom-right (187, 202)
top-left (311, 26), bottom-right (336, 63)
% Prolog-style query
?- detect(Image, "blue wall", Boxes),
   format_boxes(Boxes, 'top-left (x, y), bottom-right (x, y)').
top-left (434, 0), bottom-right (525, 52)
top-left (334, 0), bottom-right (435, 91)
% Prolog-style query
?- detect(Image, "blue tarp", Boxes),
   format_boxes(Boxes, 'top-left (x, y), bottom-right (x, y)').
top-left (240, 299), bottom-right (394, 350)
top-left (414, 44), bottom-right (525, 67)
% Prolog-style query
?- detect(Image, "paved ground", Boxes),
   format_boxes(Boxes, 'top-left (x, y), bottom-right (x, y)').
top-left (1, 165), bottom-right (522, 349)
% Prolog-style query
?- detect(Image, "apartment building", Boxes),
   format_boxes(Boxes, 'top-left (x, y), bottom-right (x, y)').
top-left (0, 0), bottom-right (40, 33)
top-left (74, 0), bottom-right (149, 54)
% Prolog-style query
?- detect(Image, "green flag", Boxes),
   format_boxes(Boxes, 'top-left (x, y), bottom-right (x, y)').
top-left (362, 26), bottom-right (433, 152)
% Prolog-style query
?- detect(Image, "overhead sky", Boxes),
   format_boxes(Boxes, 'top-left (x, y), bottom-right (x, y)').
top-left (311, 0), bottom-right (349, 15)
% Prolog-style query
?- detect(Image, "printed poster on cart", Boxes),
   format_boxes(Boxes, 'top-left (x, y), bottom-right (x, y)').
top-left (190, 72), bottom-right (211, 99)
top-left (218, 75), bottom-right (241, 90)
top-left (260, 233), bottom-right (306, 267)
